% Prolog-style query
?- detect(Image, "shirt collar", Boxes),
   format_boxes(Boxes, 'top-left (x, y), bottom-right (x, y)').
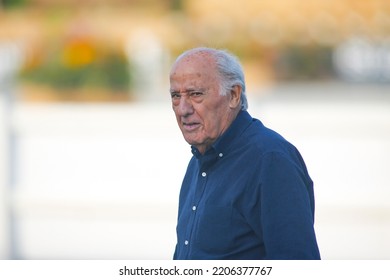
top-left (191, 110), bottom-right (253, 159)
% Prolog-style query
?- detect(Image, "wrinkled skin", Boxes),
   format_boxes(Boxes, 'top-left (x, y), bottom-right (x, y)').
top-left (170, 50), bottom-right (242, 154)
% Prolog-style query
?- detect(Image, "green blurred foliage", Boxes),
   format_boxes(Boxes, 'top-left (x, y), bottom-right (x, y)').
top-left (21, 50), bottom-right (131, 93)
top-left (169, 0), bottom-right (184, 11)
top-left (274, 46), bottom-right (335, 80)
top-left (1, 0), bottom-right (29, 9)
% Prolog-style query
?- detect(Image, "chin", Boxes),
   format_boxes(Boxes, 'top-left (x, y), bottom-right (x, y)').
top-left (184, 137), bottom-right (200, 147)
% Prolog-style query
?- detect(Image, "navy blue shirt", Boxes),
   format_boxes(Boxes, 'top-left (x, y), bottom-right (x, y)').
top-left (173, 111), bottom-right (320, 260)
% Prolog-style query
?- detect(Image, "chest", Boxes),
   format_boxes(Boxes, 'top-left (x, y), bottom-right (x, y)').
top-left (180, 150), bottom-right (262, 215)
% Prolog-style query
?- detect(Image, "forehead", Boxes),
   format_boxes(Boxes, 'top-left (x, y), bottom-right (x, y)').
top-left (170, 52), bottom-right (218, 84)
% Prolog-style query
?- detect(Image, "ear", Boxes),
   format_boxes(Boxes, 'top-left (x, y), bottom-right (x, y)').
top-left (229, 85), bottom-right (242, 109)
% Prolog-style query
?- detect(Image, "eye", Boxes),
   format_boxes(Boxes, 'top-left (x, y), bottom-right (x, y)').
top-left (190, 91), bottom-right (204, 97)
top-left (171, 92), bottom-right (181, 99)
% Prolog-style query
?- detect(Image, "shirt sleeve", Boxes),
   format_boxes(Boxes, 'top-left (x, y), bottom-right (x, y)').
top-left (257, 151), bottom-right (321, 259)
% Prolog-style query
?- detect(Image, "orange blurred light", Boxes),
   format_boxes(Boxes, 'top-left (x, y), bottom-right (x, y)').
top-left (62, 38), bottom-right (96, 68)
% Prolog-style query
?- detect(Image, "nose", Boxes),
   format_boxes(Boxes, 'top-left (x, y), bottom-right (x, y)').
top-left (176, 95), bottom-right (194, 117)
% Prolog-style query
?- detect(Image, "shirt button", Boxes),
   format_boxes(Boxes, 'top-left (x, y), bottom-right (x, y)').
top-left (219, 153), bottom-right (223, 157)
top-left (184, 240), bottom-right (189, 245)
top-left (201, 172), bottom-right (207, 177)
top-left (192, 206), bottom-right (197, 211)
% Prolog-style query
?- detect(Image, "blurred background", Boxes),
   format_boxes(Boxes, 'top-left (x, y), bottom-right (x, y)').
top-left (0, 0), bottom-right (389, 259)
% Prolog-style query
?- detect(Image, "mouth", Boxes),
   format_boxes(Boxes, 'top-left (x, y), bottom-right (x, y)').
top-left (182, 122), bottom-right (200, 132)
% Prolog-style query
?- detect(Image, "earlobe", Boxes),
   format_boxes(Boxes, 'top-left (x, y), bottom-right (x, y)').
top-left (229, 85), bottom-right (242, 109)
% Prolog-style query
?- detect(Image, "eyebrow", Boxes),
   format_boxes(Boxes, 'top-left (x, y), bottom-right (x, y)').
top-left (170, 88), bottom-right (206, 94)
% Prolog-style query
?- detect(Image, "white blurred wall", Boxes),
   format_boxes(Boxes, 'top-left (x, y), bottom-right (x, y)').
top-left (8, 102), bottom-right (188, 259)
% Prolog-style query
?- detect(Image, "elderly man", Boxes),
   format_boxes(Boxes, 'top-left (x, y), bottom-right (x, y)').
top-left (170, 47), bottom-right (320, 260)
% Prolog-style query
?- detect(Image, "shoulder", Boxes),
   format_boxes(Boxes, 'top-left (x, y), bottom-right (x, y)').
top-left (242, 117), bottom-right (296, 156)
top-left (239, 117), bottom-right (310, 174)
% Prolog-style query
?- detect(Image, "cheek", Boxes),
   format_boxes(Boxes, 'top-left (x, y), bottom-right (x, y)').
top-left (172, 108), bottom-right (181, 122)
top-left (204, 107), bottom-right (229, 133)
top-left (201, 112), bottom-right (219, 134)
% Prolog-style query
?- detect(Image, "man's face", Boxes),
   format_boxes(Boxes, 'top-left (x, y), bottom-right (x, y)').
top-left (170, 52), bottom-right (236, 154)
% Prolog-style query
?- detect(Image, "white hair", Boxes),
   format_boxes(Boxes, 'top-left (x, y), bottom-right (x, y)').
top-left (175, 47), bottom-right (248, 111)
